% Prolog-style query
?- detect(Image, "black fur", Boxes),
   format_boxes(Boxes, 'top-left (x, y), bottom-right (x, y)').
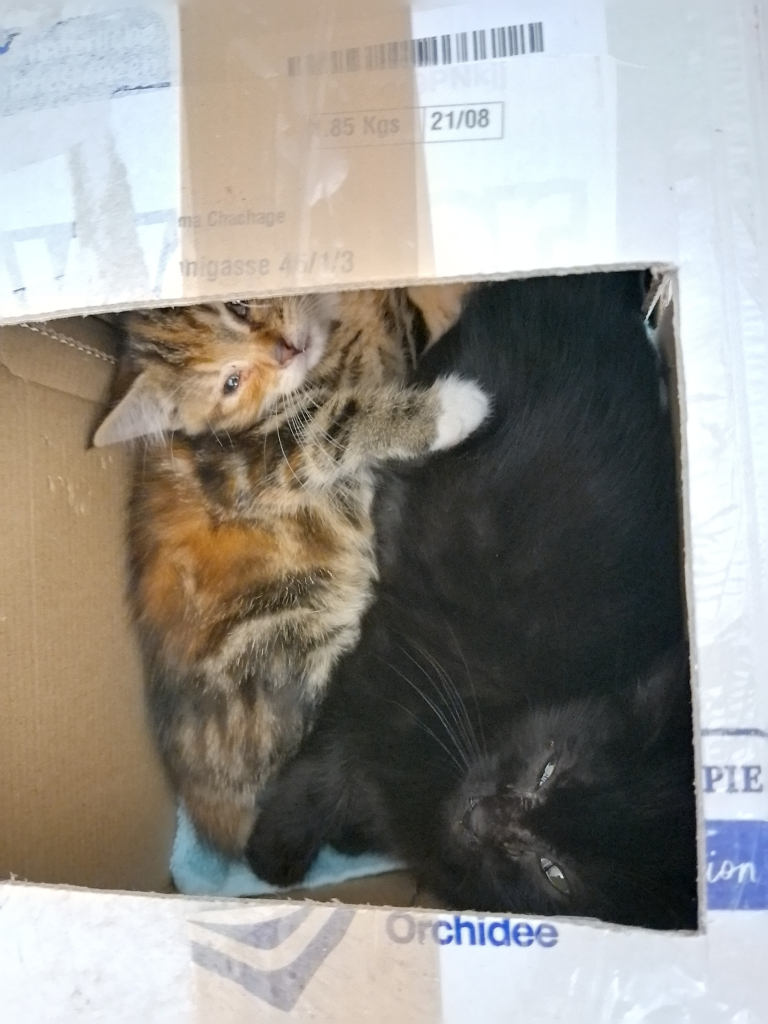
top-left (245, 272), bottom-right (697, 930)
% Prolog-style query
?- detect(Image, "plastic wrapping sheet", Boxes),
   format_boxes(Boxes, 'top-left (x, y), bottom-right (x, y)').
top-left (0, 0), bottom-right (766, 1019)
top-left (1, 0), bottom-right (639, 318)
top-left (669, 0), bottom-right (768, 913)
top-left (0, 4), bottom-right (181, 314)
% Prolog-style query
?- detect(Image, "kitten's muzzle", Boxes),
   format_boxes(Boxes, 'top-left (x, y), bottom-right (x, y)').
top-left (461, 793), bottom-right (532, 846)
top-left (275, 339), bottom-right (303, 365)
top-left (462, 799), bottom-right (487, 842)
top-left (274, 328), bottom-right (312, 366)
top-left (462, 796), bottom-right (510, 838)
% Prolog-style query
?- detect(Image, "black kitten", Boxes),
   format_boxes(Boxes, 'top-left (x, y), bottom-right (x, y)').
top-left (245, 273), bottom-right (697, 930)
top-left (247, 647), bottom-right (696, 929)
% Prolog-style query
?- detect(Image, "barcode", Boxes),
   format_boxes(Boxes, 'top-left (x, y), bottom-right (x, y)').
top-left (287, 22), bottom-right (544, 76)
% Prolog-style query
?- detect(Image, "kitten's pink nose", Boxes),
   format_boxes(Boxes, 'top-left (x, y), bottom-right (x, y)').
top-left (463, 799), bottom-right (490, 839)
top-left (275, 339), bottom-right (300, 365)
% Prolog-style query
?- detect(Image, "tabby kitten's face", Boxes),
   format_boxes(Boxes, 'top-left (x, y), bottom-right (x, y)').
top-left (93, 294), bottom-right (338, 446)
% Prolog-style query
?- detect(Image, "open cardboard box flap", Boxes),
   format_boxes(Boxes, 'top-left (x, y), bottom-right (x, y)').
top-left (1, 0), bottom-right (767, 1020)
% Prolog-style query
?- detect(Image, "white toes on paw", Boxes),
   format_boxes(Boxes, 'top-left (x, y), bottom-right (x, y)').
top-left (431, 375), bottom-right (491, 451)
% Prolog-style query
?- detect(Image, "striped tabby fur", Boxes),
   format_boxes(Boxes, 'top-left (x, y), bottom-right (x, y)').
top-left (94, 288), bottom-right (486, 855)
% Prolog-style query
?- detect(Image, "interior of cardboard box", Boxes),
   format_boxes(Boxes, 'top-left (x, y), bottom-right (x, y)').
top-left (0, 314), bottom-right (176, 893)
top-left (0, 270), bottom-right (700, 927)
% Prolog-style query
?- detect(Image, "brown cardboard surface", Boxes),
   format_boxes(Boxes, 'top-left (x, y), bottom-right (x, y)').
top-left (0, 321), bottom-right (175, 891)
top-left (178, 2), bottom-right (426, 299)
top-left (274, 870), bottom-right (419, 908)
top-left (0, 319), bottom-right (117, 404)
top-left (274, 871), bottom-right (451, 911)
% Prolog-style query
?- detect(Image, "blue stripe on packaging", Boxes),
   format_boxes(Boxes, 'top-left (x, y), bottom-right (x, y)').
top-left (706, 820), bottom-right (768, 909)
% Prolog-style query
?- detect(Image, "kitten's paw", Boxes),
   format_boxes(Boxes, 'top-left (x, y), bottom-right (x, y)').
top-left (245, 818), bottom-right (321, 888)
top-left (431, 375), bottom-right (491, 451)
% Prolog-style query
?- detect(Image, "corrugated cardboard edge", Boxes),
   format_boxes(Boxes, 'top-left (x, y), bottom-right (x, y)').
top-left (0, 318), bottom-right (117, 402)
top-left (0, 261), bottom-right (679, 326)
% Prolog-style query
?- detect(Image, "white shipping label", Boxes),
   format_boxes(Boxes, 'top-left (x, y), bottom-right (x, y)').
top-left (410, 0), bottom-right (608, 62)
top-left (410, 1), bottom-right (616, 278)
top-left (0, 2), bottom-right (616, 318)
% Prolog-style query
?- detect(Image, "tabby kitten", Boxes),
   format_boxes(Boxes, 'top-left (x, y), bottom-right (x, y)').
top-left (94, 289), bottom-right (488, 856)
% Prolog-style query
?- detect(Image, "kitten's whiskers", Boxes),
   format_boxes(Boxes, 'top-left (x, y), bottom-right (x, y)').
top-left (206, 418), bottom-right (225, 448)
top-left (284, 390), bottom-right (339, 480)
top-left (273, 403), bottom-right (311, 495)
top-left (384, 658), bottom-right (472, 770)
top-left (399, 642), bottom-right (481, 765)
top-left (444, 621), bottom-right (488, 759)
top-left (381, 697), bottom-right (464, 776)
top-left (412, 641), bottom-right (482, 763)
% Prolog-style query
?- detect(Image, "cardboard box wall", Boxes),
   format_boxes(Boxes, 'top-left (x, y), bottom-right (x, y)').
top-left (1, 0), bottom-right (768, 1019)
top-left (0, 315), bottom-right (178, 892)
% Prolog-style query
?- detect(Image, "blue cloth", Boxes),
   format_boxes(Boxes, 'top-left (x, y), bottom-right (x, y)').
top-left (170, 806), bottom-right (403, 897)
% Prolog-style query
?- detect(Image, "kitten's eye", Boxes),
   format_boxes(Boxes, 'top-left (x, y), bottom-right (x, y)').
top-left (222, 373), bottom-right (241, 395)
top-left (538, 760), bottom-right (556, 788)
top-left (540, 857), bottom-right (570, 894)
top-left (226, 301), bottom-right (250, 320)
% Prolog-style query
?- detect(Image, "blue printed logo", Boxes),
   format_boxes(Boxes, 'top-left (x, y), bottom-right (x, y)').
top-left (190, 905), bottom-right (355, 1011)
top-left (706, 820), bottom-right (768, 910)
top-left (385, 911), bottom-right (558, 948)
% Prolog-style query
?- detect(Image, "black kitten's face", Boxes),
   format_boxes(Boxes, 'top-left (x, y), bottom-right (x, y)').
top-left (444, 701), bottom-right (607, 913)
top-left (438, 691), bottom-right (698, 929)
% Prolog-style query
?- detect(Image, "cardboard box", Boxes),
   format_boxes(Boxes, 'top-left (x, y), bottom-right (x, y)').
top-left (1, 0), bottom-right (767, 1019)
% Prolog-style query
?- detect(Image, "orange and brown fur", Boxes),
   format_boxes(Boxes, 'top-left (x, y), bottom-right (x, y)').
top-left (94, 289), bottom-right (487, 856)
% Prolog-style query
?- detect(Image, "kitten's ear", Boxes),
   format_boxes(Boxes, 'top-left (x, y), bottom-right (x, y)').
top-left (632, 645), bottom-right (691, 737)
top-left (407, 283), bottom-right (473, 347)
top-left (92, 373), bottom-right (173, 447)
